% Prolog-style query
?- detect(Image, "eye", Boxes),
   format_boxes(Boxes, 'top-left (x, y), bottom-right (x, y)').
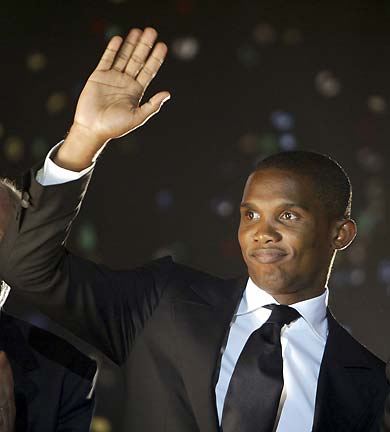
top-left (280, 211), bottom-right (298, 221)
top-left (245, 210), bottom-right (260, 221)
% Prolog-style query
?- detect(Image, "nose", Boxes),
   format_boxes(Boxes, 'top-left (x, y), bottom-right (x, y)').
top-left (252, 220), bottom-right (282, 244)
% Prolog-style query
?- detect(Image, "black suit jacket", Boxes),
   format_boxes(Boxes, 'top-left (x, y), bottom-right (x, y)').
top-left (0, 167), bottom-right (387, 431)
top-left (0, 311), bottom-right (96, 432)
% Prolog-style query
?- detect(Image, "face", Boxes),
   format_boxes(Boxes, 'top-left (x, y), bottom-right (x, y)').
top-left (238, 168), bottom-right (351, 304)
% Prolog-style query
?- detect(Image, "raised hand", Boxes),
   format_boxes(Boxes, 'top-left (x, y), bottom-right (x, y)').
top-left (0, 352), bottom-right (15, 432)
top-left (55, 27), bottom-right (170, 171)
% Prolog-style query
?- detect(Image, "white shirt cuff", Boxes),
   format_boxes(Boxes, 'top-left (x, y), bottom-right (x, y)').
top-left (36, 141), bottom-right (95, 186)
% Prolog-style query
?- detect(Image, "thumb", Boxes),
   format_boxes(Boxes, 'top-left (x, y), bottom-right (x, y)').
top-left (137, 91), bottom-right (171, 126)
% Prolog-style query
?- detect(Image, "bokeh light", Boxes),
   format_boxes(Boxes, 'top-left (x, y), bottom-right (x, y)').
top-left (78, 223), bottom-right (98, 253)
top-left (155, 190), bottom-right (173, 210)
top-left (271, 111), bottom-right (294, 131)
top-left (315, 70), bottom-right (341, 97)
top-left (282, 29), bottom-right (303, 45)
top-left (253, 23), bottom-right (276, 44)
top-left (4, 136), bottom-right (24, 162)
top-left (47, 92), bottom-right (67, 114)
top-left (26, 51), bottom-right (47, 72)
top-left (90, 417), bottom-right (112, 432)
top-left (278, 133), bottom-right (297, 151)
top-left (171, 37), bottom-right (200, 61)
top-left (211, 198), bottom-right (234, 217)
top-left (368, 95), bottom-right (387, 114)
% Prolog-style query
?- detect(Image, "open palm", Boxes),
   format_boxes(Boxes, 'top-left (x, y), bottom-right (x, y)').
top-left (73, 28), bottom-right (170, 143)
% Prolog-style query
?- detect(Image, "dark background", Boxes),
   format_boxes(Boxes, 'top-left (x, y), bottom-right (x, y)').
top-left (1, 0), bottom-right (390, 430)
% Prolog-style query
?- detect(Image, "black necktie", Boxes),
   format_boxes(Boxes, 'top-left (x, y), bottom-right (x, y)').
top-left (221, 304), bottom-right (301, 432)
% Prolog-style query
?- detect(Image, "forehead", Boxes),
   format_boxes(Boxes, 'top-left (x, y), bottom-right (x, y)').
top-left (242, 168), bottom-right (318, 205)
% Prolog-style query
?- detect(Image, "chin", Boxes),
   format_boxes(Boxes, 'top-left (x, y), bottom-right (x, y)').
top-left (250, 270), bottom-right (289, 294)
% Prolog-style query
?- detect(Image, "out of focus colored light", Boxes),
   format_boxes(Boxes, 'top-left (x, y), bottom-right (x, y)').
top-left (239, 133), bottom-right (261, 154)
top-left (253, 23), bottom-right (276, 44)
top-left (357, 147), bottom-right (384, 173)
top-left (4, 136), bottom-right (24, 162)
top-left (105, 25), bottom-right (123, 40)
top-left (282, 29), bottom-right (303, 45)
top-left (237, 45), bottom-right (259, 67)
top-left (171, 37), bottom-right (199, 61)
top-left (32, 137), bottom-right (49, 159)
top-left (368, 95), bottom-right (387, 114)
top-left (26, 52), bottom-right (47, 72)
top-left (90, 417), bottom-right (112, 432)
top-left (258, 133), bottom-right (278, 154)
top-left (378, 260), bottom-right (390, 285)
top-left (211, 198), bottom-right (233, 217)
top-left (349, 268), bottom-right (366, 286)
top-left (315, 70), bottom-right (341, 98)
top-left (279, 133), bottom-right (297, 151)
top-left (78, 223), bottom-right (98, 252)
top-left (271, 111), bottom-right (294, 131)
top-left (47, 92), bottom-right (67, 114)
top-left (155, 190), bottom-right (173, 210)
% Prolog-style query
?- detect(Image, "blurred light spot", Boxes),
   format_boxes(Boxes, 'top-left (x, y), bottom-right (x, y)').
top-left (105, 24), bottom-right (123, 40)
top-left (239, 133), bottom-right (262, 154)
top-left (155, 190), bottom-right (173, 210)
top-left (32, 137), bottom-right (49, 159)
top-left (153, 242), bottom-right (188, 261)
top-left (47, 92), bottom-right (67, 114)
top-left (378, 260), bottom-right (390, 284)
top-left (90, 417), bottom-right (112, 432)
top-left (357, 147), bottom-right (384, 173)
top-left (332, 270), bottom-right (350, 287)
top-left (356, 209), bottom-right (378, 236)
top-left (271, 111), bottom-right (294, 131)
top-left (211, 198), bottom-right (233, 217)
top-left (315, 70), bottom-right (341, 98)
top-left (171, 37), bottom-right (199, 61)
top-left (253, 23), bottom-right (276, 44)
top-left (349, 268), bottom-right (366, 286)
top-left (26, 51), bottom-right (47, 72)
top-left (237, 45), bottom-right (259, 67)
top-left (282, 28), bottom-right (303, 45)
top-left (279, 133), bottom-right (297, 151)
top-left (176, 0), bottom-right (195, 14)
top-left (4, 136), bottom-right (24, 162)
top-left (258, 133), bottom-right (278, 154)
top-left (368, 95), bottom-right (387, 114)
top-left (90, 20), bottom-right (106, 37)
top-left (78, 223), bottom-right (97, 252)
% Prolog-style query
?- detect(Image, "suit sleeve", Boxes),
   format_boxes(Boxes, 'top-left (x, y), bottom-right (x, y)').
top-left (0, 166), bottom-right (173, 365)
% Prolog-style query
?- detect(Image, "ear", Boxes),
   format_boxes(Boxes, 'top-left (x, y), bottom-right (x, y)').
top-left (332, 219), bottom-right (357, 250)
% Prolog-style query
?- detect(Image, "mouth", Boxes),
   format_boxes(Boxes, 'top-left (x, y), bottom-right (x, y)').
top-left (249, 248), bottom-right (288, 264)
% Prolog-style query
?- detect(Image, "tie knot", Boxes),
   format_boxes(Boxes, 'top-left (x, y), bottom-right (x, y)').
top-left (264, 304), bottom-right (300, 326)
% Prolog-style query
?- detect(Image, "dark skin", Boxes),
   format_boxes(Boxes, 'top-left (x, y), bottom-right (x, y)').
top-left (238, 168), bottom-right (357, 305)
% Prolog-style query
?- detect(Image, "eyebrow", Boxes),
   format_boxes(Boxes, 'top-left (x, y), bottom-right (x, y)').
top-left (240, 201), bottom-right (310, 212)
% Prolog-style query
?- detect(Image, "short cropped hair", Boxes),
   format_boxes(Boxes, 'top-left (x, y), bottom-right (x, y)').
top-left (254, 151), bottom-right (352, 220)
top-left (0, 178), bottom-right (22, 210)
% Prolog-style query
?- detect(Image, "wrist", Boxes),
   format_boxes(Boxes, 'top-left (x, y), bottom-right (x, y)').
top-left (54, 124), bottom-right (107, 171)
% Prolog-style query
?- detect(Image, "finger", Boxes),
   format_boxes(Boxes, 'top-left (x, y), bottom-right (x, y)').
top-left (125, 27), bottom-right (158, 78)
top-left (135, 91), bottom-right (171, 128)
top-left (136, 42), bottom-right (168, 90)
top-left (95, 36), bottom-right (123, 71)
top-left (112, 28), bottom-right (142, 72)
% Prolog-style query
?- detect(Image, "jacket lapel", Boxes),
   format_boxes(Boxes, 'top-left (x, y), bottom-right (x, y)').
top-left (312, 310), bottom-right (383, 432)
top-left (173, 276), bottom-right (247, 432)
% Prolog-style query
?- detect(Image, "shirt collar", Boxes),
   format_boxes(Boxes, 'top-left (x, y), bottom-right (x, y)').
top-left (236, 277), bottom-right (329, 340)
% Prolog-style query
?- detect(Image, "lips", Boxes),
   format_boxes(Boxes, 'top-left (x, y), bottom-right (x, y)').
top-left (250, 248), bottom-right (288, 264)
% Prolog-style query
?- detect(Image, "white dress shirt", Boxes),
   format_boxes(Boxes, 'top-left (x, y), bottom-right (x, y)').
top-left (216, 278), bottom-right (328, 431)
top-left (39, 143), bottom-right (329, 431)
